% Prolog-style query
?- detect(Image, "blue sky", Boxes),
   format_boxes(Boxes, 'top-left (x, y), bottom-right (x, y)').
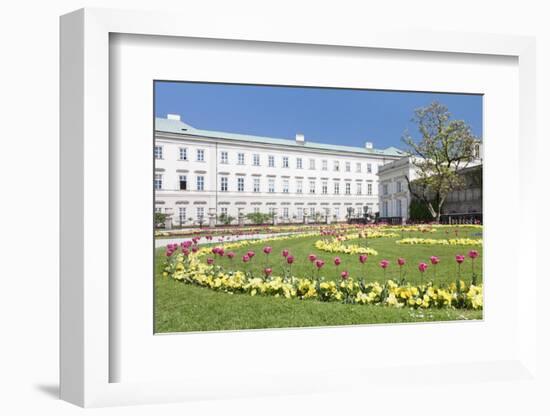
top-left (155, 81), bottom-right (482, 150)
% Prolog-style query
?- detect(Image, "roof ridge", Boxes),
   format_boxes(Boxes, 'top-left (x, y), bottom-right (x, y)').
top-left (154, 117), bottom-right (405, 157)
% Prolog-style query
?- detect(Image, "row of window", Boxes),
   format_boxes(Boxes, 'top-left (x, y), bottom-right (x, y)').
top-left (157, 206), bottom-right (358, 224)
top-left (154, 145), bottom-right (377, 173)
top-left (382, 181), bottom-right (404, 195)
top-left (155, 173), bottom-right (374, 195)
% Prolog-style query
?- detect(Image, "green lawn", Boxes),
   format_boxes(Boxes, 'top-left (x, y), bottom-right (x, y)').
top-left (155, 225), bottom-right (483, 332)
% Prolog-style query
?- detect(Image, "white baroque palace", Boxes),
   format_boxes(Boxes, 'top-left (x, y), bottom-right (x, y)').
top-left (154, 114), bottom-right (404, 226)
top-left (377, 145), bottom-right (483, 222)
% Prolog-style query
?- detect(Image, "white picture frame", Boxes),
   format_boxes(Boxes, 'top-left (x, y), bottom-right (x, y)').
top-left (60, 8), bottom-right (538, 408)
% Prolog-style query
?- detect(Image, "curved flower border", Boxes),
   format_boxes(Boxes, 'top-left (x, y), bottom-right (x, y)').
top-left (163, 252), bottom-right (482, 310)
top-left (395, 237), bottom-right (483, 246)
top-left (314, 239), bottom-right (379, 256)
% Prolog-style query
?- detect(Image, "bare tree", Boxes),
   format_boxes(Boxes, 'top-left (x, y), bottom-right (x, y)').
top-left (403, 102), bottom-right (480, 223)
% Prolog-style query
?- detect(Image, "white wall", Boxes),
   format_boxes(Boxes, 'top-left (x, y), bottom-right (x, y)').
top-left (2, 1), bottom-right (549, 415)
top-left (378, 158), bottom-right (416, 219)
top-left (154, 130), bottom-right (390, 224)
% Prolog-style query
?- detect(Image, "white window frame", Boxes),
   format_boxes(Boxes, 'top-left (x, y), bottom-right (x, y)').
top-left (196, 175), bottom-right (204, 191)
top-left (196, 149), bottom-right (205, 161)
top-left (220, 176), bottom-right (228, 192)
top-left (220, 151), bottom-right (228, 164)
top-left (179, 175), bottom-right (187, 191)
top-left (196, 207), bottom-right (205, 220)
top-left (178, 207), bottom-right (186, 224)
top-left (283, 179), bottom-right (289, 193)
top-left (154, 173), bottom-right (162, 190)
top-left (154, 145), bottom-right (163, 160)
top-left (179, 147), bottom-right (187, 161)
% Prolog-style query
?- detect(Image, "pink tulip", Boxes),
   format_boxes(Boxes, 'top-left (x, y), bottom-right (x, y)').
top-left (397, 257), bottom-right (406, 266)
top-left (218, 248), bottom-right (225, 257)
top-left (227, 251), bottom-right (235, 260)
top-left (455, 254), bottom-right (465, 264)
top-left (334, 256), bottom-right (341, 266)
top-left (247, 250), bottom-right (255, 258)
top-left (379, 259), bottom-right (389, 269)
top-left (315, 259), bottom-right (325, 269)
top-left (212, 247), bottom-right (219, 255)
top-left (359, 254), bottom-right (368, 264)
top-left (263, 246), bottom-right (273, 255)
top-left (282, 249), bottom-right (289, 258)
top-left (308, 254), bottom-right (317, 262)
top-left (242, 255), bottom-right (250, 263)
top-left (430, 256), bottom-right (440, 265)
top-left (287, 255), bottom-right (295, 264)
top-left (341, 270), bottom-right (349, 280)
top-left (264, 268), bottom-right (272, 276)
top-left (468, 250), bottom-right (479, 259)
top-left (206, 258), bottom-right (214, 265)
top-left (418, 262), bottom-right (428, 272)
top-left (191, 246), bottom-right (199, 253)
top-left (182, 248), bottom-right (190, 256)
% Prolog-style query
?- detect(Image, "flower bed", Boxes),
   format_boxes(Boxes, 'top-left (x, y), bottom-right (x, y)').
top-left (314, 239), bottom-right (379, 256)
top-left (396, 237), bottom-right (483, 246)
top-left (162, 244), bottom-right (483, 310)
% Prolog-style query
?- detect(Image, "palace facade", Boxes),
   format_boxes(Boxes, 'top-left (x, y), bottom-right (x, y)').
top-left (377, 150), bottom-right (483, 223)
top-left (154, 114), bottom-right (404, 227)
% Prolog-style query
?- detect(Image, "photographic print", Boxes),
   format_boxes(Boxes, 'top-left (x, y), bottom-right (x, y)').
top-left (154, 81), bottom-right (483, 333)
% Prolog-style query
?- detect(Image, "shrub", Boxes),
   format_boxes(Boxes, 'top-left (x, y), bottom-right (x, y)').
top-left (245, 212), bottom-right (272, 225)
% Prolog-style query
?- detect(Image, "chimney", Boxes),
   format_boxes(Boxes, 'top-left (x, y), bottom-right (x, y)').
top-left (365, 141), bottom-right (373, 149)
top-left (295, 133), bottom-right (305, 144)
top-left (167, 114), bottom-right (181, 121)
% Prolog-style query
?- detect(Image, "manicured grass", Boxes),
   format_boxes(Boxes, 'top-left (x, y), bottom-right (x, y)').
top-left (201, 227), bottom-right (482, 286)
top-left (154, 225), bottom-right (483, 333)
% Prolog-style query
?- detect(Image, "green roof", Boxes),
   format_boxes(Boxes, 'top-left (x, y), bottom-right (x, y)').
top-left (155, 117), bottom-right (405, 157)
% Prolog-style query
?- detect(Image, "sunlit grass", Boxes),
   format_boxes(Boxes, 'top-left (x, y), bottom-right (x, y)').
top-left (155, 225), bottom-right (483, 333)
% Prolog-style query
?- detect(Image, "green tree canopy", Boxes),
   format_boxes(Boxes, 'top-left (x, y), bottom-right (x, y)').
top-left (403, 102), bottom-right (480, 223)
